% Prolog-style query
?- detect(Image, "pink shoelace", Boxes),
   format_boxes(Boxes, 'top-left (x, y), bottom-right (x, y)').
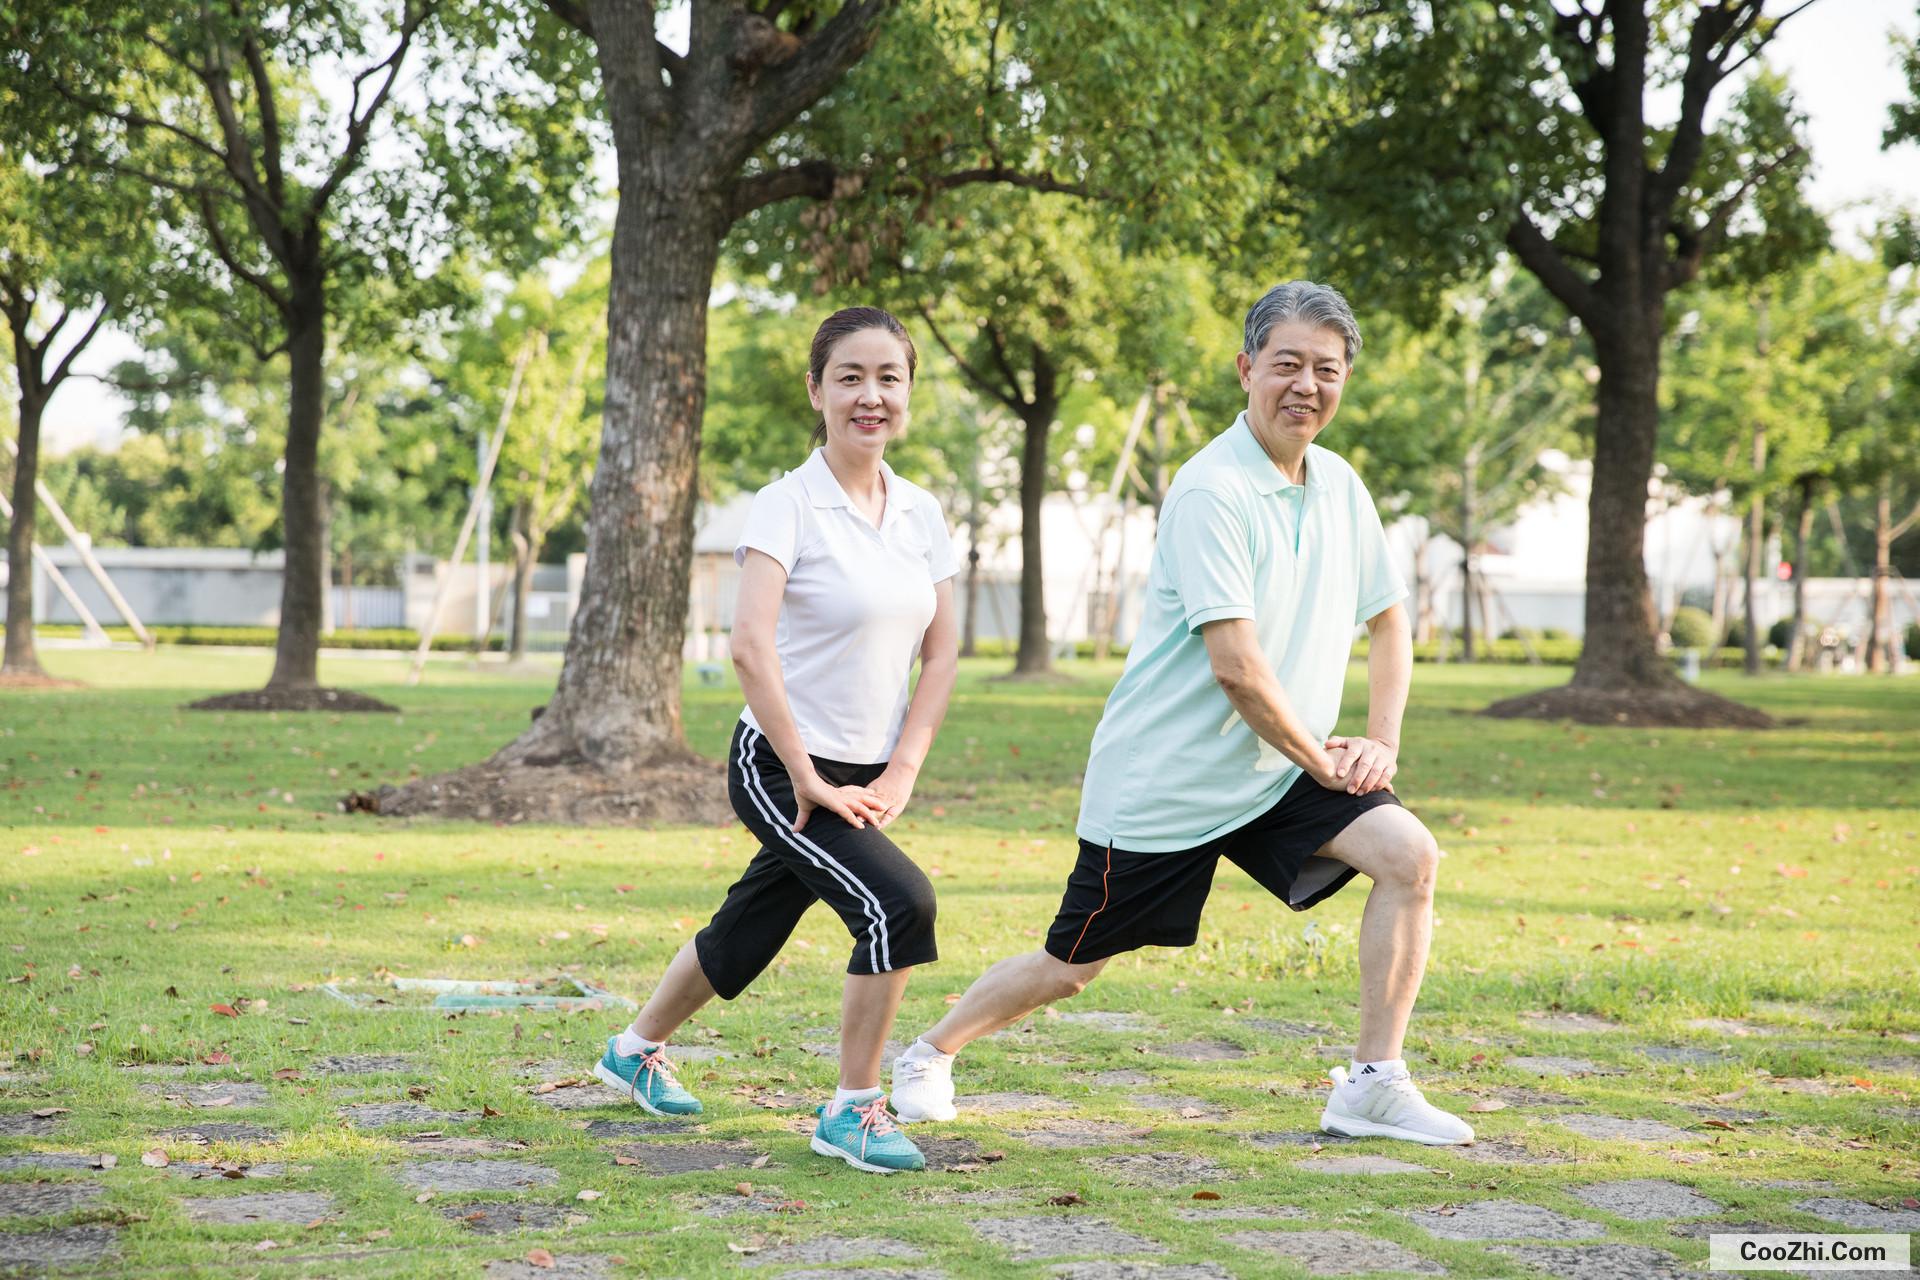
top-left (850, 1094), bottom-right (898, 1156)
top-left (633, 1046), bottom-right (683, 1098)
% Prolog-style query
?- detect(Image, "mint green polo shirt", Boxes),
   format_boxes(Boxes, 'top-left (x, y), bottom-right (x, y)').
top-left (1076, 414), bottom-right (1407, 852)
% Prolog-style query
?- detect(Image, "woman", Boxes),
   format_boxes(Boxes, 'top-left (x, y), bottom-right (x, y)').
top-left (593, 307), bottom-right (959, 1174)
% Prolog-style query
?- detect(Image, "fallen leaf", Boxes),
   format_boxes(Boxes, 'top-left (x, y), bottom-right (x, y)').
top-left (414, 1191), bottom-right (434, 1203)
top-left (209, 1004), bottom-right (238, 1018)
top-left (525, 1247), bottom-right (556, 1269)
top-left (734, 1182), bottom-right (753, 1197)
top-left (254, 1239), bottom-right (278, 1252)
top-left (482, 1105), bottom-right (503, 1118)
top-left (304, 1217), bottom-right (328, 1229)
top-left (363, 1229), bottom-right (392, 1241)
top-left (613, 1155), bottom-right (640, 1166)
top-left (93, 1154), bottom-right (117, 1169)
top-left (1699, 1119), bottom-right (1736, 1130)
top-left (140, 1149), bottom-right (170, 1168)
top-left (945, 1161), bottom-right (985, 1172)
top-left (406, 1085), bottom-right (430, 1100)
top-left (1045, 1193), bottom-right (1086, 1206)
top-left (272, 1068), bottom-right (300, 1080)
top-left (576, 1189), bottom-right (602, 1201)
top-left (1177, 1107), bottom-right (1206, 1119)
top-left (1191, 1190), bottom-right (1222, 1200)
top-left (31, 1107), bottom-right (69, 1118)
top-left (749, 1153), bottom-right (770, 1169)
top-left (1467, 1099), bottom-right (1507, 1113)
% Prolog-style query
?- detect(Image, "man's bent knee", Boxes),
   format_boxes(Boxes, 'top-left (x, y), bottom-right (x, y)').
top-left (1037, 951), bottom-right (1107, 1002)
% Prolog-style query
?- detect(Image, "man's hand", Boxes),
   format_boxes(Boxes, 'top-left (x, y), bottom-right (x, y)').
top-left (1322, 735), bottom-right (1398, 795)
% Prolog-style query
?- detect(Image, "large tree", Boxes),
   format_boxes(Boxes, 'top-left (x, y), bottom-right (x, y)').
top-left (375, 0), bottom-right (1315, 824)
top-left (1316, 1), bottom-right (1825, 725)
top-left (4, 0), bottom-right (590, 708)
top-left (0, 158), bottom-right (151, 681)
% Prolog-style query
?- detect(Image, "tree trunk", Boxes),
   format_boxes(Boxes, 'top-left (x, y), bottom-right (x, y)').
top-left (497, 185), bottom-right (728, 767)
top-left (1868, 479), bottom-right (1893, 673)
top-left (1742, 493), bottom-right (1763, 676)
top-left (339, 543), bottom-right (355, 630)
top-left (267, 279), bottom-right (328, 690)
top-left (1013, 392), bottom-right (1056, 675)
top-left (1786, 478), bottom-right (1812, 671)
top-left (1460, 455), bottom-right (1477, 663)
top-left (1569, 327), bottom-right (1672, 690)
top-left (2, 388), bottom-right (47, 678)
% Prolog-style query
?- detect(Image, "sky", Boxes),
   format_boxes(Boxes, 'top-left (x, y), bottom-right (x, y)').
top-left (30, 0), bottom-right (1920, 458)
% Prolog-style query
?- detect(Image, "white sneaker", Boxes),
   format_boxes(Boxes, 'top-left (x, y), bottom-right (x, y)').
top-left (1320, 1065), bottom-right (1475, 1145)
top-left (889, 1046), bottom-right (957, 1123)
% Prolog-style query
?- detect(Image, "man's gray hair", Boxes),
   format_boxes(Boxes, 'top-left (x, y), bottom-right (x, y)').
top-left (1242, 281), bottom-right (1363, 365)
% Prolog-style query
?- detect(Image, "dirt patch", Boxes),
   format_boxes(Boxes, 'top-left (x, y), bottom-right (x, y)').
top-left (0, 670), bottom-right (85, 691)
top-left (1547, 1113), bottom-right (1701, 1143)
top-left (582, 1118), bottom-right (695, 1139)
top-left (1175, 1205), bottom-right (1311, 1222)
top-left (1223, 1229), bottom-right (1444, 1276)
top-left (1482, 681), bottom-right (1774, 728)
top-left (0, 1112), bottom-right (63, 1137)
top-left (310, 1055), bottom-right (418, 1075)
top-left (0, 1154), bottom-right (102, 1174)
top-left (398, 1136), bottom-right (532, 1157)
top-left (1448, 1138), bottom-right (1570, 1166)
top-left (1795, 1197), bottom-right (1920, 1232)
top-left (1520, 1012), bottom-right (1621, 1034)
top-left (144, 1082), bottom-right (274, 1109)
top-left (1078, 1070), bottom-right (1157, 1087)
top-left (353, 753), bottom-right (730, 826)
top-left (964, 1093), bottom-right (1076, 1114)
top-left (1506, 1056), bottom-right (1620, 1078)
top-left (1050, 1265), bottom-right (1235, 1280)
top-left (481, 1255), bottom-right (613, 1280)
top-left (1010, 1120), bottom-right (1153, 1150)
top-left (186, 686), bottom-right (398, 713)
top-left (340, 1102), bottom-right (480, 1129)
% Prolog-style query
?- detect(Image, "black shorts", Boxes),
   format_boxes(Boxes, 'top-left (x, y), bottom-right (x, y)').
top-left (1044, 773), bottom-right (1401, 965)
top-left (695, 722), bottom-right (938, 1000)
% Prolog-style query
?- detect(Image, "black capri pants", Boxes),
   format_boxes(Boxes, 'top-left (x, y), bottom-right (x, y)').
top-left (694, 722), bottom-right (938, 1000)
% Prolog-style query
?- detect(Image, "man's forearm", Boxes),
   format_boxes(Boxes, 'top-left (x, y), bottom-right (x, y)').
top-left (1365, 606), bottom-right (1412, 747)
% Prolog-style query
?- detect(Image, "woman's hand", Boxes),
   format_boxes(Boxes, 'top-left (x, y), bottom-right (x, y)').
top-left (792, 771), bottom-right (886, 833)
top-left (868, 762), bottom-right (919, 829)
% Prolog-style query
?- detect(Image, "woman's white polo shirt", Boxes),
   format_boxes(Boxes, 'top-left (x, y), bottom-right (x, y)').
top-left (735, 449), bottom-right (957, 765)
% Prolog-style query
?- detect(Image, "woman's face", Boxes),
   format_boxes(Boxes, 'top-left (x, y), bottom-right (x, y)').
top-left (807, 327), bottom-right (912, 454)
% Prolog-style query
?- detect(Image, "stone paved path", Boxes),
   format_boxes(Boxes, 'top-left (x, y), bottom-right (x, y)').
top-left (3, 1033), bottom-right (1911, 1277)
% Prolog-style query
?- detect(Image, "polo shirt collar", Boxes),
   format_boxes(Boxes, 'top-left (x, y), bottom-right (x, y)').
top-left (1227, 413), bottom-right (1329, 495)
top-left (796, 447), bottom-right (916, 520)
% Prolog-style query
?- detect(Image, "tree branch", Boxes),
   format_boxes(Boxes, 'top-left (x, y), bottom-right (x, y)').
top-left (44, 77), bottom-right (233, 169)
top-left (745, 0), bottom-right (890, 147)
top-left (916, 304), bottom-right (1022, 412)
top-left (312, 0), bottom-right (431, 215)
top-left (1649, 0), bottom-right (1757, 220)
top-left (241, 32), bottom-right (286, 206)
top-left (198, 188), bottom-right (292, 313)
top-left (1890, 496), bottom-right (1920, 543)
top-left (543, 0), bottom-right (592, 36)
top-left (982, 319), bottom-right (1029, 407)
top-left (46, 305), bottom-right (110, 391)
top-left (1666, 142), bottom-right (1805, 289)
top-left (1506, 210), bottom-right (1598, 325)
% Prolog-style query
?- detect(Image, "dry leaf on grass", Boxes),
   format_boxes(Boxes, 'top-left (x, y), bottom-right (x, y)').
top-left (140, 1149), bottom-right (169, 1168)
top-left (1468, 1099), bottom-right (1507, 1113)
top-left (525, 1247), bottom-right (556, 1269)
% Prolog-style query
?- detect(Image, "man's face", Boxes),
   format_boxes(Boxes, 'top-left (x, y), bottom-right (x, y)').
top-left (1235, 320), bottom-right (1351, 449)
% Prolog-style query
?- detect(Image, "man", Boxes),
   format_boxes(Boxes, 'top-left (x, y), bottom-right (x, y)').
top-left (888, 281), bottom-right (1472, 1145)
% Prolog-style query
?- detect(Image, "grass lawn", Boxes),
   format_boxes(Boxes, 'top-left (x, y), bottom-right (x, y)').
top-left (2, 647), bottom-right (1916, 1279)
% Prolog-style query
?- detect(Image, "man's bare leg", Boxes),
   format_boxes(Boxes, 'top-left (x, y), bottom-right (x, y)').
top-left (920, 949), bottom-right (1110, 1054)
top-left (1315, 803), bottom-right (1470, 1144)
top-left (1320, 804), bottom-right (1438, 1061)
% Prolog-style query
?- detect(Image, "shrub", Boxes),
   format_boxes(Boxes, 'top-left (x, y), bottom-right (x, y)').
top-left (1667, 606), bottom-right (1714, 649)
top-left (1768, 618), bottom-right (1796, 651)
top-left (1907, 622), bottom-right (1920, 661)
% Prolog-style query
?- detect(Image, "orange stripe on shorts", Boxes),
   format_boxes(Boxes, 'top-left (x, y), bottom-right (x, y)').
top-left (1064, 844), bottom-right (1114, 964)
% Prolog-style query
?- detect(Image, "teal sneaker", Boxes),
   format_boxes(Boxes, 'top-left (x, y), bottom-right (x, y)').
top-left (810, 1095), bottom-right (925, 1174)
top-left (592, 1037), bottom-right (702, 1116)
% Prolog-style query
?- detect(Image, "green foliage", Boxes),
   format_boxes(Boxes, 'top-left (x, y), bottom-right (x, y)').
top-left (2, 622), bottom-right (512, 651)
top-left (1768, 618), bottom-right (1796, 651)
top-left (1668, 606), bottom-right (1715, 650)
top-left (1907, 622), bottom-right (1920, 661)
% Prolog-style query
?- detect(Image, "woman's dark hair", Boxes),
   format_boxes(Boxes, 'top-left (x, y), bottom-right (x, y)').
top-left (807, 306), bottom-right (917, 448)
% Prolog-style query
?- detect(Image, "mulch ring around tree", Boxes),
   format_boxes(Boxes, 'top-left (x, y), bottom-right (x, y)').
top-left (348, 756), bottom-right (731, 826)
top-left (186, 687), bottom-right (398, 713)
top-left (1482, 682), bottom-right (1774, 729)
top-left (0, 670), bottom-right (87, 690)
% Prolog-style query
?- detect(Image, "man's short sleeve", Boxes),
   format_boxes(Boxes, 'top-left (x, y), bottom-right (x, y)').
top-left (735, 482), bottom-right (807, 573)
top-left (1350, 475), bottom-right (1408, 625)
top-left (919, 495), bottom-right (959, 584)
top-left (1159, 488), bottom-right (1256, 634)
